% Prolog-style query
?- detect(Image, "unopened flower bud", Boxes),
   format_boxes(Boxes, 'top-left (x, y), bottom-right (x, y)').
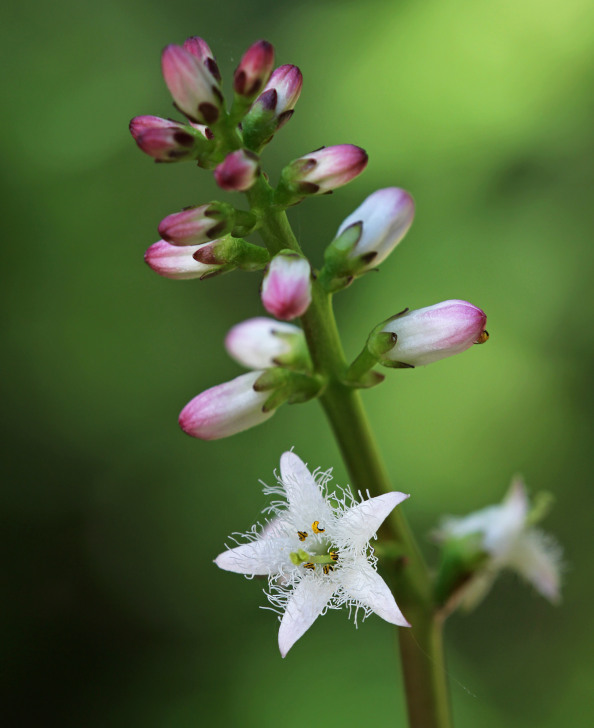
top-left (144, 240), bottom-right (225, 280)
top-left (371, 300), bottom-right (488, 368)
top-left (242, 65), bottom-right (303, 150)
top-left (261, 252), bottom-right (312, 321)
top-left (179, 371), bottom-right (276, 440)
top-left (214, 150), bottom-right (260, 192)
top-left (183, 36), bottom-right (221, 82)
top-left (129, 116), bottom-right (198, 162)
top-left (234, 40), bottom-right (275, 99)
top-left (161, 44), bottom-right (223, 125)
top-left (225, 317), bottom-right (309, 370)
top-left (158, 202), bottom-right (235, 246)
top-left (276, 145), bottom-right (368, 205)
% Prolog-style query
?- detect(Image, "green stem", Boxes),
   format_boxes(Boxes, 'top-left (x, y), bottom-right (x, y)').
top-left (249, 180), bottom-right (452, 728)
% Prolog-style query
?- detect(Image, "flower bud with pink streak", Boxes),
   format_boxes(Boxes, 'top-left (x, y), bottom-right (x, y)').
top-left (242, 65), bottom-right (303, 150)
top-left (144, 240), bottom-right (225, 280)
top-left (161, 44), bottom-right (223, 125)
top-left (225, 318), bottom-right (309, 370)
top-left (158, 202), bottom-right (235, 246)
top-left (277, 145), bottom-right (368, 204)
top-left (371, 300), bottom-right (489, 368)
top-left (182, 36), bottom-right (221, 82)
top-left (214, 150), bottom-right (260, 192)
top-left (179, 371), bottom-right (276, 440)
top-left (234, 40), bottom-right (275, 99)
top-left (261, 252), bottom-right (312, 321)
top-left (129, 116), bottom-right (197, 162)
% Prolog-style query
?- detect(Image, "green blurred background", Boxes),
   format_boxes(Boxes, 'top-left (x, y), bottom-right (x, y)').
top-left (3, 0), bottom-right (593, 725)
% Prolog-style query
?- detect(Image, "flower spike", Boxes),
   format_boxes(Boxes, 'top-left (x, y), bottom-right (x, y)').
top-left (215, 452), bottom-right (410, 656)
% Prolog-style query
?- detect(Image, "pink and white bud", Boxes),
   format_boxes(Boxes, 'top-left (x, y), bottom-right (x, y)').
top-left (337, 187), bottom-right (415, 269)
top-left (376, 300), bottom-right (488, 367)
top-left (234, 40), bottom-right (275, 98)
top-left (261, 253), bottom-right (312, 321)
top-left (225, 317), bottom-right (304, 369)
top-left (129, 117), bottom-right (196, 162)
top-left (161, 44), bottom-right (222, 125)
top-left (179, 371), bottom-right (275, 440)
top-left (158, 203), bottom-right (233, 246)
top-left (214, 150), bottom-right (260, 192)
top-left (144, 240), bottom-right (223, 280)
top-left (282, 145), bottom-right (368, 195)
top-left (183, 36), bottom-right (221, 82)
top-left (259, 64), bottom-right (303, 117)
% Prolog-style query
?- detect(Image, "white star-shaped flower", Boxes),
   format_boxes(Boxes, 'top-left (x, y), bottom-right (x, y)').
top-left (435, 477), bottom-right (562, 609)
top-left (215, 451), bottom-right (410, 656)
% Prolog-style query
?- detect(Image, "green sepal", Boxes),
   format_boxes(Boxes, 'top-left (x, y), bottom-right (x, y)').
top-left (194, 237), bottom-right (269, 272)
top-left (433, 534), bottom-right (490, 610)
top-left (254, 369), bottom-right (325, 412)
top-left (270, 330), bottom-right (313, 372)
top-left (343, 370), bottom-right (385, 389)
top-left (318, 222), bottom-right (367, 292)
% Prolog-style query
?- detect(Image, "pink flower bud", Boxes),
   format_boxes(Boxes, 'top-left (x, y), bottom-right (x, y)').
top-left (129, 117), bottom-right (196, 162)
top-left (183, 36), bottom-right (221, 82)
top-left (179, 371), bottom-right (275, 440)
top-left (214, 150), bottom-right (260, 191)
top-left (158, 203), bottom-right (233, 246)
top-left (144, 240), bottom-right (223, 279)
top-left (337, 187), bottom-right (415, 269)
top-left (225, 317), bottom-right (303, 369)
top-left (261, 253), bottom-right (312, 321)
top-left (234, 40), bottom-right (275, 98)
top-left (258, 64), bottom-right (303, 118)
top-left (377, 300), bottom-right (488, 367)
top-left (161, 44), bottom-right (222, 125)
top-left (283, 145), bottom-right (368, 195)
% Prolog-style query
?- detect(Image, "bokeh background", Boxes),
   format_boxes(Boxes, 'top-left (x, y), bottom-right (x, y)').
top-left (3, 0), bottom-right (593, 725)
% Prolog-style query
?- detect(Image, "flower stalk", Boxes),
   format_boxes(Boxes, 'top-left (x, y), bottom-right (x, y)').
top-left (249, 178), bottom-right (452, 727)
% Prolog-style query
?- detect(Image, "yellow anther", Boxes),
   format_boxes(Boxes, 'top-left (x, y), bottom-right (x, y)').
top-left (329, 551), bottom-right (339, 562)
top-left (304, 562), bottom-right (315, 570)
top-left (297, 531), bottom-right (308, 542)
top-left (312, 521), bottom-right (325, 534)
top-left (322, 564), bottom-right (334, 575)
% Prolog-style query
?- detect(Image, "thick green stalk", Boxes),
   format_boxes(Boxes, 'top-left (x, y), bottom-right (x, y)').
top-left (249, 180), bottom-right (452, 728)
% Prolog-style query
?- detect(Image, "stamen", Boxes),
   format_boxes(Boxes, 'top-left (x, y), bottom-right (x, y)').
top-left (304, 562), bottom-right (315, 570)
top-left (329, 551), bottom-right (339, 561)
top-left (312, 521), bottom-right (325, 533)
top-left (297, 530), bottom-right (308, 541)
top-left (322, 564), bottom-right (335, 575)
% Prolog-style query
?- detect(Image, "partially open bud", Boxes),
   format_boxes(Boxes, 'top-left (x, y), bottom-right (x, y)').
top-left (233, 40), bottom-right (275, 99)
top-left (179, 371), bottom-right (276, 440)
top-left (214, 150), bottom-right (260, 191)
top-left (276, 145), bottom-right (368, 205)
top-left (261, 252), bottom-right (312, 321)
top-left (225, 317), bottom-right (310, 370)
top-left (129, 116), bottom-right (199, 162)
top-left (161, 44), bottom-right (223, 125)
top-left (144, 240), bottom-right (226, 279)
top-left (433, 478), bottom-right (562, 612)
top-left (158, 202), bottom-right (235, 246)
top-left (370, 300), bottom-right (488, 368)
top-left (242, 64), bottom-right (303, 150)
top-left (321, 188), bottom-right (414, 289)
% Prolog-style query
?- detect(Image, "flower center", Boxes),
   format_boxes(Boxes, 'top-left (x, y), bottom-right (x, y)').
top-left (289, 521), bottom-right (339, 574)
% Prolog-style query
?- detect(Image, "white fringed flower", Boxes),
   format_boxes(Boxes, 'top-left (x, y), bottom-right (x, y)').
top-left (435, 477), bottom-right (562, 608)
top-left (215, 451), bottom-right (410, 657)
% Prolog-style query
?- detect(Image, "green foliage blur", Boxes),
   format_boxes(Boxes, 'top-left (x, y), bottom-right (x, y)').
top-left (3, 0), bottom-right (593, 725)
